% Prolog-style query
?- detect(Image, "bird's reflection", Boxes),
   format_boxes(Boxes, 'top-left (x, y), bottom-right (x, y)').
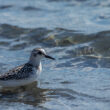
top-left (0, 81), bottom-right (48, 106)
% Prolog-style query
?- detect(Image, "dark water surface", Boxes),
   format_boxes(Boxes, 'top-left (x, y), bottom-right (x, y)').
top-left (0, 0), bottom-right (110, 110)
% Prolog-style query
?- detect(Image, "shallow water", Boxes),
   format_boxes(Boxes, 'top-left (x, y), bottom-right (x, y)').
top-left (0, 0), bottom-right (110, 33)
top-left (0, 0), bottom-right (110, 110)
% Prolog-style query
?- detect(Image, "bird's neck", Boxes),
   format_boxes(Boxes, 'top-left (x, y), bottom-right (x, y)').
top-left (28, 57), bottom-right (42, 71)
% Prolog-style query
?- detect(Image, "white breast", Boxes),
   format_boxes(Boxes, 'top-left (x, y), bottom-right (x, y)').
top-left (0, 69), bottom-right (39, 87)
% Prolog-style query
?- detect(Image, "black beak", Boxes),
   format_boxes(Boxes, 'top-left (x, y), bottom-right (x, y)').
top-left (45, 55), bottom-right (55, 60)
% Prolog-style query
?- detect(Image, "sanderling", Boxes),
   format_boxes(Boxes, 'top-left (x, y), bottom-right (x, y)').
top-left (0, 48), bottom-right (55, 87)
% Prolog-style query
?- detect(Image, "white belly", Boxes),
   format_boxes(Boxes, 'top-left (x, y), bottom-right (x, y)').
top-left (0, 73), bottom-right (38, 87)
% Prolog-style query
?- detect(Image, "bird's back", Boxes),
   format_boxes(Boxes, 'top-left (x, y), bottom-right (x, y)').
top-left (0, 63), bottom-right (37, 87)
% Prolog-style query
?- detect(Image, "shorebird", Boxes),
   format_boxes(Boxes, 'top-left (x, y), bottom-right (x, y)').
top-left (0, 48), bottom-right (55, 87)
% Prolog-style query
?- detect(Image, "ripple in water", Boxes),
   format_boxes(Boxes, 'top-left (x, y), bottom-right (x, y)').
top-left (0, 24), bottom-right (110, 110)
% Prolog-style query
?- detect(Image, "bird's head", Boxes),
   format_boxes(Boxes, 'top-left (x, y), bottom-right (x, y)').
top-left (31, 48), bottom-right (55, 60)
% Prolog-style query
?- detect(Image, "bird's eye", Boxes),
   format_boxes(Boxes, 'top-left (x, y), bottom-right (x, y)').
top-left (38, 51), bottom-right (42, 55)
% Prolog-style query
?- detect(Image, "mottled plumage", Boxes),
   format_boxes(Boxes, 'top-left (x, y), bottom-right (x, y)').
top-left (0, 48), bottom-right (55, 87)
top-left (0, 63), bottom-right (33, 80)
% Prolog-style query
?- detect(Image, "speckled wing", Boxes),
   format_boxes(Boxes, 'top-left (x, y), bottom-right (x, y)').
top-left (0, 63), bottom-right (33, 80)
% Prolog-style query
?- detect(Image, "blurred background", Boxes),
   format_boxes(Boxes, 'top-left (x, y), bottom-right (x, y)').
top-left (0, 0), bottom-right (110, 110)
